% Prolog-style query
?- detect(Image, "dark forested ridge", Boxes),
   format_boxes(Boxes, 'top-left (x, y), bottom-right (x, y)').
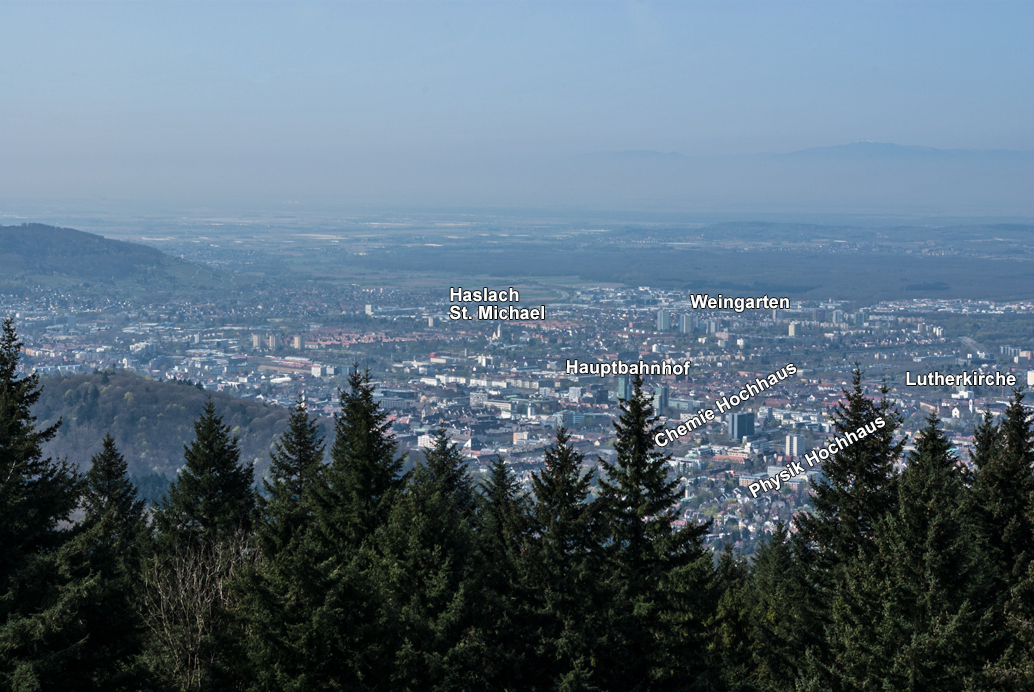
top-left (34, 371), bottom-right (309, 479)
top-left (3, 318), bottom-right (1034, 691)
top-left (0, 223), bottom-right (233, 290)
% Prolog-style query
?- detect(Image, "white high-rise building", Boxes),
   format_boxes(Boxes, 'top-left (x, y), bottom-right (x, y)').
top-left (785, 434), bottom-right (805, 457)
top-left (657, 309), bottom-right (671, 331)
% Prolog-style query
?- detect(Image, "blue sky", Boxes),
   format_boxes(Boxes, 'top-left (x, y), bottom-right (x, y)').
top-left (2, 1), bottom-right (1031, 213)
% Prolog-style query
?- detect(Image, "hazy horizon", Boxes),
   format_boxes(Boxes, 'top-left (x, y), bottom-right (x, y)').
top-left (2, 1), bottom-right (1032, 217)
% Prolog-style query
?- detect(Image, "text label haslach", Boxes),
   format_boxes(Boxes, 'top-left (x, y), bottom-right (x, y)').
top-left (448, 286), bottom-right (545, 321)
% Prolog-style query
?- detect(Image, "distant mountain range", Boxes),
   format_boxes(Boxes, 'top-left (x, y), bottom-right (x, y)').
top-left (0, 223), bottom-right (234, 291)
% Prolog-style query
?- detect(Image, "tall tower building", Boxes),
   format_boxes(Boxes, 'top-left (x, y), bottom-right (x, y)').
top-left (657, 309), bottom-right (670, 331)
top-left (785, 434), bottom-right (805, 457)
top-left (679, 313), bottom-right (695, 333)
top-left (617, 374), bottom-right (632, 401)
top-left (293, 335), bottom-right (304, 350)
top-left (653, 384), bottom-right (669, 412)
top-left (252, 334), bottom-right (262, 349)
top-left (268, 334), bottom-right (282, 350)
top-left (729, 412), bottom-right (755, 442)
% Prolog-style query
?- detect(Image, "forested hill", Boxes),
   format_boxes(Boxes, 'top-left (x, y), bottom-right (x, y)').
top-left (0, 223), bottom-right (233, 291)
top-left (34, 371), bottom-right (329, 480)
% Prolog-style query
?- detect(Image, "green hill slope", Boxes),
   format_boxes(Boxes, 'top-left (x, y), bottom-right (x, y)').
top-left (33, 371), bottom-right (331, 484)
top-left (0, 223), bottom-right (235, 291)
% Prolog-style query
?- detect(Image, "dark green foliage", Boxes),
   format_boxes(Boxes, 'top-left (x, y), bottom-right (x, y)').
top-left (794, 367), bottom-right (903, 572)
top-left (58, 433), bottom-right (149, 691)
top-left (705, 526), bottom-right (818, 692)
top-left (519, 426), bottom-right (609, 690)
top-left (828, 415), bottom-right (997, 691)
top-left (239, 400), bottom-right (326, 691)
top-left (479, 455), bottom-right (528, 562)
top-left (744, 526), bottom-right (818, 692)
top-left (246, 367), bottom-right (406, 690)
top-left (155, 399), bottom-right (257, 546)
top-left (705, 546), bottom-right (752, 692)
top-left (420, 428), bottom-right (476, 517)
top-left (977, 391), bottom-right (1034, 585)
top-left (0, 318), bottom-right (74, 574)
top-left (475, 456), bottom-right (531, 688)
top-left (598, 373), bottom-right (712, 689)
top-left (370, 451), bottom-right (486, 690)
top-left (792, 367), bottom-right (904, 689)
top-left (0, 317), bottom-right (85, 689)
top-left (143, 400), bottom-right (257, 691)
top-left (314, 366), bottom-right (405, 552)
top-left (972, 393), bottom-right (1034, 690)
top-left (255, 400), bottom-right (325, 557)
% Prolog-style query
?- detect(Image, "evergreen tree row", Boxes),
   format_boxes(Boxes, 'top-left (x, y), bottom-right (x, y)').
top-left (2, 317), bottom-right (1033, 691)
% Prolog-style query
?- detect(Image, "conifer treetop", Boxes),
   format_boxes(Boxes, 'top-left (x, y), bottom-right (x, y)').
top-left (599, 373), bottom-right (708, 583)
top-left (257, 398), bottom-right (326, 557)
top-left (315, 365), bottom-right (404, 551)
top-left (156, 398), bottom-right (256, 545)
top-left (0, 317), bottom-right (77, 557)
top-left (83, 432), bottom-right (146, 532)
top-left (795, 365), bottom-right (903, 566)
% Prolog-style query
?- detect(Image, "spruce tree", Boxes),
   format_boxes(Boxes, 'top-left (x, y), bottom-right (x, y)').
top-left (240, 400), bottom-right (326, 691)
top-left (477, 456), bottom-right (530, 689)
top-left (0, 318), bottom-right (84, 689)
top-left (976, 393), bottom-right (1034, 690)
top-left (146, 399), bottom-right (256, 690)
top-left (314, 366), bottom-right (404, 552)
top-left (58, 433), bottom-right (149, 691)
top-left (976, 390), bottom-right (1034, 586)
top-left (421, 428), bottom-right (476, 517)
top-left (970, 409), bottom-right (1001, 475)
top-left (370, 448), bottom-right (486, 691)
top-left (155, 398), bottom-right (257, 546)
top-left (598, 373), bottom-right (711, 689)
top-left (252, 366), bottom-right (404, 690)
top-left (792, 367), bottom-right (903, 690)
top-left (742, 524), bottom-right (816, 692)
top-left (966, 410), bottom-right (1002, 573)
top-left (828, 415), bottom-right (996, 691)
top-left (794, 366), bottom-right (903, 572)
top-left (256, 399), bottom-right (325, 557)
top-left (480, 455), bottom-right (528, 562)
top-left (519, 426), bottom-right (609, 690)
top-left (705, 545), bottom-right (752, 692)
